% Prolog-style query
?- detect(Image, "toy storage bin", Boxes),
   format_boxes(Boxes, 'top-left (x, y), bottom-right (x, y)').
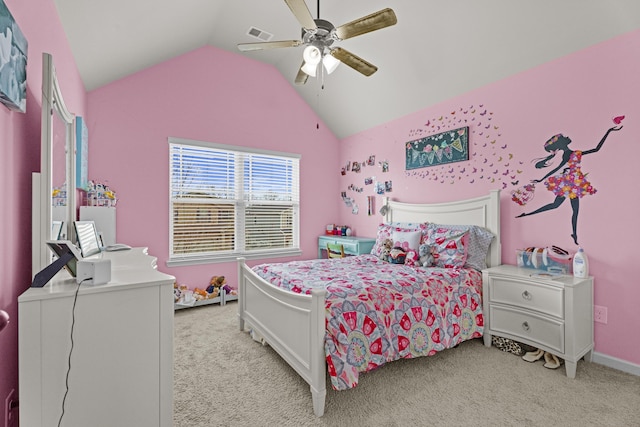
top-left (516, 248), bottom-right (573, 275)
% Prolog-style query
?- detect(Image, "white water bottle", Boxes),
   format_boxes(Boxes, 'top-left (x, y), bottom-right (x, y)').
top-left (573, 247), bottom-right (589, 278)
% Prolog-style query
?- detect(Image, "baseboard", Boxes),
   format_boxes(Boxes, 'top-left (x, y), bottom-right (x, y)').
top-left (592, 351), bottom-right (640, 376)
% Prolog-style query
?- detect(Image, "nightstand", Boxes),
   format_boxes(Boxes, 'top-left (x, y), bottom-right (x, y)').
top-left (317, 235), bottom-right (375, 258)
top-left (482, 264), bottom-right (594, 378)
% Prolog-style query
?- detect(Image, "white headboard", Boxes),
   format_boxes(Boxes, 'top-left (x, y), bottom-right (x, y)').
top-left (383, 190), bottom-right (501, 268)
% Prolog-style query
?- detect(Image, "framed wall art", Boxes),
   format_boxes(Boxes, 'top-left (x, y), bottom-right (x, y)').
top-left (0, 0), bottom-right (28, 113)
top-left (405, 126), bottom-right (469, 170)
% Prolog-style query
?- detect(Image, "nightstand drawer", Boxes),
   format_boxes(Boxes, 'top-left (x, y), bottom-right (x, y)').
top-left (489, 277), bottom-right (564, 318)
top-left (489, 305), bottom-right (564, 353)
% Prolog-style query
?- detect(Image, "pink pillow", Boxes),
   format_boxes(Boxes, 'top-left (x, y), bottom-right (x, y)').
top-left (426, 228), bottom-right (469, 268)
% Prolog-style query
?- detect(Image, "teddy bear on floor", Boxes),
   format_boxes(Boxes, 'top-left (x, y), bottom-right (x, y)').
top-left (173, 282), bottom-right (181, 303)
top-left (175, 284), bottom-right (190, 303)
top-left (193, 287), bottom-right (208, 301)
top-left (207, 275), bottom-right (227, 298)
top-left (379, 238), bottom-right (393, 261)
top-left (418, 243), bottom-right (436, 267)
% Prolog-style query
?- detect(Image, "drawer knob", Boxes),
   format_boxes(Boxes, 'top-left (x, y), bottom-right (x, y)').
top-left (522, 321), bottom-right (530, 332)
top-left (522, 290), bottom-right (532, 301)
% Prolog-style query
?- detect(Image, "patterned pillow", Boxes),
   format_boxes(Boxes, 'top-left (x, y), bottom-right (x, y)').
top-left (370, 222), bottom-right (428, 259)
top-left (427, 223), bottom-right (494, 270)
top-left (426, 227), bottom-right (469, 268)
top-left (392, 230), bottom-right (422, 266)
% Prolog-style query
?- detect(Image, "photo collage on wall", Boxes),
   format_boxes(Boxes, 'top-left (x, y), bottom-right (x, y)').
top-left (341, 155), bottom-right (390, 215)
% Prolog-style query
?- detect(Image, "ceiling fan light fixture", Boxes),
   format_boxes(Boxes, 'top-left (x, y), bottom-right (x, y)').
top-left (323, 53), bottom-right (340, 74)
top-left (238, 3), bottom-right (397, 85)
top-left (303, 45), bottom-right (321, 66)
top-left (301, 60), bottom-right (318, 77)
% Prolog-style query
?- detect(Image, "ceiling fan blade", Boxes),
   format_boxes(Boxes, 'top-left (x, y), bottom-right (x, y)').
top-left (284, 0), bottom-right (317, 31)
top-left (294, 62), bottom-right (309, 85)
top-left (237, 40), bottom-right (302, 52)
top-left (335, 8), bottom-right (397, 40)
top-left (330, 47), bottom-right (377, 76)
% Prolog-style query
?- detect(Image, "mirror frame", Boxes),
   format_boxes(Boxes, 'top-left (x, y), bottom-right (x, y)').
top-left (32, 53), bottom-right (76, 276)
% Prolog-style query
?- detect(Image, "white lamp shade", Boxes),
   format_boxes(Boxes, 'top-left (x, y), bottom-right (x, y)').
top-left (301, 45), bottom-right (322, 77)
top-left (303, 45), bottom-right (321, 65)
top-left (323, 54), bottom-right (340, 74)
top-left (301, 61), bottom-right (318, 77)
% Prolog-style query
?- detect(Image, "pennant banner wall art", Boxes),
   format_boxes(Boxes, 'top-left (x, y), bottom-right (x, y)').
top-left (405, 126), bottom-right (469, 170)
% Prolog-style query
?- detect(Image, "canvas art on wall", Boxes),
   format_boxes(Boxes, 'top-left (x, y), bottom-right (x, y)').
top-left (0, 0), bottom-right (28, 113)
top-left (405, 126), bottom-right (469, 170)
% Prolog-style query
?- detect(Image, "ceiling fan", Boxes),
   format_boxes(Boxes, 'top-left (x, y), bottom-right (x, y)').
top-left (237, 0), bottom-right (397, 85)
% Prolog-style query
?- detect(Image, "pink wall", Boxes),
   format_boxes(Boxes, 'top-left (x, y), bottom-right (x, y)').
top-left (0, 0), bottom-right (87, 415)
top-left (3, 3), bottom-right (636, 409)
top-left (339, 30), bottom-right (640, 367)
top-left (86, 45), bottom-right (341, 290)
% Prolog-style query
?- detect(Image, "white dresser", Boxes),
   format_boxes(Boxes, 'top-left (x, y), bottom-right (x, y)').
top-left (19, 248), bottom-right (175, 427)
top-left (482, 264), bottom-right (593, 378)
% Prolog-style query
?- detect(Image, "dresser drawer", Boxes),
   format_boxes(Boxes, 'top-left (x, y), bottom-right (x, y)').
top-left (489, 305), bottom-right (564, 353)
top-left (489, 277), bottom-right (564, 318)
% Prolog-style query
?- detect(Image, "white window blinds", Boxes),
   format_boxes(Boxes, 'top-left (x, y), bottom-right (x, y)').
top-left (169, 139), bottom-right (299, 264)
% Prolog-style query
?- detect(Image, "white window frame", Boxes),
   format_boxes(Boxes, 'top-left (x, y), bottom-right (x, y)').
top-left (167, 137), bottom-right (301, 266)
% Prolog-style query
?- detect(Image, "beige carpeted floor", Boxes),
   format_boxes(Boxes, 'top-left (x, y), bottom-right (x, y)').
top-left (174, 303), bottom-right (640, 427)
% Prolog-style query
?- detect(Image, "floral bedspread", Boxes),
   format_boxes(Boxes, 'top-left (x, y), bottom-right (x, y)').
top-left (252, 254), bottom-right (484, 391)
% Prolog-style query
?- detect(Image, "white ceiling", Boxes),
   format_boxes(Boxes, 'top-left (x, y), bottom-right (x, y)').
top-left (53, 0), bottom-right (640, 139)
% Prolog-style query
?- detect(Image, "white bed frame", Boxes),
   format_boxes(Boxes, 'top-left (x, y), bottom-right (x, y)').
top-left (237, 190), bottom-right (501, 416)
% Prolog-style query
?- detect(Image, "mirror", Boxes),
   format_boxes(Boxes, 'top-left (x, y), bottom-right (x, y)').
top-left (51, 98), bottom-right (68, 229)
top-left (74, 221), bottom-right (101, 257)
top-left (32, 53), bottom-right (76, 277)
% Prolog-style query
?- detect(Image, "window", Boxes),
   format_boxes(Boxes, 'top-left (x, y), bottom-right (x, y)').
top-left (168, 138), bottom-right (300, 266)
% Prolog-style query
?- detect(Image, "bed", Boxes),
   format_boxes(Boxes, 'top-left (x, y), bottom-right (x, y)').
top-left (237, 190), bottom-right (501, 416)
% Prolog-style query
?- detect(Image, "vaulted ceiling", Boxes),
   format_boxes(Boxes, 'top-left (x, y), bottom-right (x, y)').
top-left (53, 0), bottom-right (640, 138)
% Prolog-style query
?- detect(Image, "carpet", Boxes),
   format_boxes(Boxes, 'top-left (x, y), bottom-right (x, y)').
top-left (174, 303), bottom-right (640, 427)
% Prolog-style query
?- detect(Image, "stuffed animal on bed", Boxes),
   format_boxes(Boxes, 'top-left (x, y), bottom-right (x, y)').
top-left (379, 238), bottom-right (393, 261)
top-left (389, 247), bottom-right (407, 264)
top-left (418, 244), bottom-right (435, 267)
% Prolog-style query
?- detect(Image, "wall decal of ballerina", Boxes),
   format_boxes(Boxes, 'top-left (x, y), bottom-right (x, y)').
top-left (515, 120), bottom-right (624, 245)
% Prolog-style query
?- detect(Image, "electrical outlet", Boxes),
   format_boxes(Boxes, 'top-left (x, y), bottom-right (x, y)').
top-left (594, 305), bottom-right (608, 324)
top-left (4, 388), bottom-right (15, 427)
